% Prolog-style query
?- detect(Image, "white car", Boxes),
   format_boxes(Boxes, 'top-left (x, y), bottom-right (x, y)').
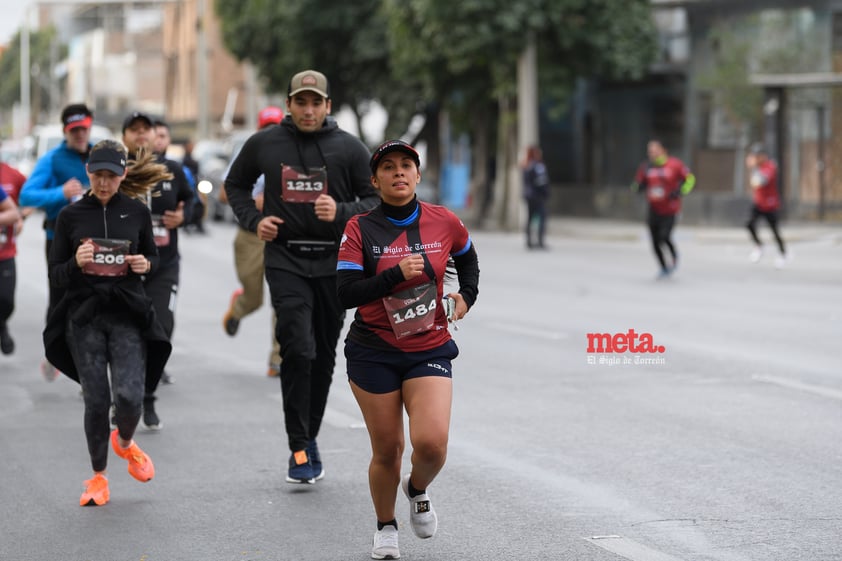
top-left (16, 123), bottom-right (115, 176)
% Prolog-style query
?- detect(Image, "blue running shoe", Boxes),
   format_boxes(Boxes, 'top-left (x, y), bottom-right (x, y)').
top-left (286, 450), bottom-right (316, 484)
top-left (307, 440), bottom-right (325, 481)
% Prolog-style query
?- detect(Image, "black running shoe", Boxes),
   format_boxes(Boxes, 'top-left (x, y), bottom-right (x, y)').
top-left (143, 397), bottom-right (162, 431)
top-left (0, 324), bottom-right (14, 355)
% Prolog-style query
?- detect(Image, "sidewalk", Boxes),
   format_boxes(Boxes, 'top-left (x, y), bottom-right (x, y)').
top-left (546, 216), bottom-right (842, 244)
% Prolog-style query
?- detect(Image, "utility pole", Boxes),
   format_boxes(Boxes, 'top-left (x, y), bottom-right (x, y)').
top-left (817, 104), bottom-right (826, 221)
top-left (196, 0), bottom-right (209, 139)
top-left (503, 34), bottom-right (538, 231)
top-left (20, 6), bottom-right (31, 134)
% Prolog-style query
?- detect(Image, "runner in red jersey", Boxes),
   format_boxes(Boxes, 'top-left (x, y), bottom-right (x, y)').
top-left (337, 140), bottom-right (479, 560)
top-left (0, 161), bottom-right (30, 354)
top-left (745, 143), bottom-right (787, 267)
top-left (632, 139), bottom-right (695, 278)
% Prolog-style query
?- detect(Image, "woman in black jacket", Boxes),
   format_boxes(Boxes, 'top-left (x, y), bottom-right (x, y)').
top-left (45, 140), bottom-right (172, 506)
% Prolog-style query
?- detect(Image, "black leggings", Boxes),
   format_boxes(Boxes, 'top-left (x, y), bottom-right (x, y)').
top-left (746, 206), bottom-right (786, 254)
top-left (647, 212), bottom-right (677, 271)
top-left (0, 257), bottom-right (14, 326)
top-left (525, 199), bottom-right (547, 247)
top-left (67, 312), bottom-right (147, 472)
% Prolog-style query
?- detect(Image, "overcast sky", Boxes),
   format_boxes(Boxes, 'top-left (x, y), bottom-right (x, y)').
top-left (0, 1), bottom-right (29, 46)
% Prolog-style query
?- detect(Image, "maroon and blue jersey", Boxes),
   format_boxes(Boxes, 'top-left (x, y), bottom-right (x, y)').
top-left (0, 163), bottom-right (26, 261)
top-left (750, 159), bottom-right (780, 212)
top-left (338, 201), bottom-right (471, 352)
top-left (634, 156), bottom-right (691, 216)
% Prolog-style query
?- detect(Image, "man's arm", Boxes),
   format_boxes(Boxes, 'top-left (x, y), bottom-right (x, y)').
top-left (0, 194), bottom-right (21, 226)
top-left (678, 160), bottom-right (695, 195)
top-left (680, 173), bottom-right (696, 195)
top-left (630, 162), bottom-right (647, 193)
top-left (19, 154), bottom-right (64, 208)
top-left (171, 160), bottom-right (195, 225)
top-left (224, 137), bottom-right (264, 232)
top-left (48, 210), bottom-right (83, 289)
top-left (333, 138), bottom-right (379, 225)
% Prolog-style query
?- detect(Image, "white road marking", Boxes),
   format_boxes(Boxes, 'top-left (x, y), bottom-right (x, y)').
top-left (752, 375), bottom-right (842, 401)
top-left (584, 535), bottom-right (687, 561)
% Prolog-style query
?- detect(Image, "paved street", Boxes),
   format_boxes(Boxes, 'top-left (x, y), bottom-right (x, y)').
top-left (1, 216), bottom-right (840, 561)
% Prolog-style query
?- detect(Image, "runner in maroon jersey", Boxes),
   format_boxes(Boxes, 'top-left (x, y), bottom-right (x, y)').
top-left (632, 139), bottom-right (695, 278)
top-left (337, 140), bottom-right (479, 560)
top-left (745, 143), bottom-right (787, 268)
top-left (0, 160), bottom-right (30, 354)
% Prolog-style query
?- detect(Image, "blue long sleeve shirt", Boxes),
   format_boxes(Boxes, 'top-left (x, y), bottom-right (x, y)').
top-left (20, 141), bottom-right (90, 239)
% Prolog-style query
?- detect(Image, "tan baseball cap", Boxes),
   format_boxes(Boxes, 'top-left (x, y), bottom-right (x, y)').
top-left (287, 70), bottom-right (330, 98)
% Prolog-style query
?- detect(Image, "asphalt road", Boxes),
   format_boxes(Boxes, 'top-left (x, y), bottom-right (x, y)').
top-left (1, 216), bottom-right (840, 561)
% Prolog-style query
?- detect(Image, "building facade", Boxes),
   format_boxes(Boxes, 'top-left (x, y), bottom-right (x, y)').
top-left (38, 0), bottom-right (264, 141)
top-left (549, 0), bottom-right (842, 223)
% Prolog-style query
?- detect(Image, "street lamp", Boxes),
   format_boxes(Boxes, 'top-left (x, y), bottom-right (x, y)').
top-left (20, 5), bottom-right (31, 135)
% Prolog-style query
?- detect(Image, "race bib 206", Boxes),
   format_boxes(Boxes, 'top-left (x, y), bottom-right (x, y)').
top-left (81, 237), bottom-right (131, 277)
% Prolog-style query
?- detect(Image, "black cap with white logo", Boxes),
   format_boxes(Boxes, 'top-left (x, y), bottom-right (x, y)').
top-left (88, 145), bottom-right (128, 175)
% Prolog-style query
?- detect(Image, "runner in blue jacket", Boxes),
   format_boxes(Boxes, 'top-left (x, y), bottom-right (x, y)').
top-left (20, 104), bottom-right (93, 248)
top-left (19, 103), bottom-right (94, 380)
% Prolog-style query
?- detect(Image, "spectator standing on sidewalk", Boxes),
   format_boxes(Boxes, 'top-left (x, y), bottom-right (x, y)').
top-left (631, 139), bottom-right (695, 279)
top-left (745, 143), bottom-right (787, 268)
top-left (221, 106), bottom-right (284, 377)
top-left (224, 70), bottom-right (379, 484)
top-left (19, 103), bottom-right (94, 380)
top-left (122, 111), bottom-right (194, 429)
top-left (521, 144), bottom-right (550, 250)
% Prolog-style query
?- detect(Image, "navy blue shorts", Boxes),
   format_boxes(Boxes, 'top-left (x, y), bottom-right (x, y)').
top-left (345, 339), bottom-right (459, 394)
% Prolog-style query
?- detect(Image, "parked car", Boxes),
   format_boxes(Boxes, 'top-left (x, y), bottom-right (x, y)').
top-left (0, 139), bottom-right (28, 170)
top-left (15, 123), bottom-right (115, 176)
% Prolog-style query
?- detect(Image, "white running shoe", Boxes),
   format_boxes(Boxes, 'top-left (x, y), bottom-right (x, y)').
top-left (401, 473), bottom-right (437, 539)
top-left (371, 525), bottom-right (400, 559)
top-left (749, 247), bottom-right (763, 263)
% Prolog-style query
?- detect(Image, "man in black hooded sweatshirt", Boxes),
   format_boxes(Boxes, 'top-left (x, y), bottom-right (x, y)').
top-left (224, 69), bottom-right (378, 484)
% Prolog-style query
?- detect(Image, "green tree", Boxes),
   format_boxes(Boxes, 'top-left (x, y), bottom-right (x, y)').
top-left (699, 13), bottom-right (824, 138)
top-left (387, 0), bottom-right (656, 117)
top-left (385, 0), bottom-right (658, 225)
top-left (214, 0), bottom-right (421, 147)
top-left (215, 0), bottom-right (657, 225)
top-left (698, 21), bottom-right (764, 133)
top-left (0, 27), bottom-right (66, 132)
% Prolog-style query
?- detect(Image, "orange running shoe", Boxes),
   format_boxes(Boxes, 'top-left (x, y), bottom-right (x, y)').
top-left (110, 429), bottom-right (155, 482)
top-left (80, 473), bottom-right (110, 506)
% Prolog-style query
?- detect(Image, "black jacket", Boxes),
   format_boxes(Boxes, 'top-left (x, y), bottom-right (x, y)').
top-left (224, 115), bottom-right (378, 278)
top-left (44, 191), bottom-right (171, 389)
top-left (147, 154), bottom-right (195, 268)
